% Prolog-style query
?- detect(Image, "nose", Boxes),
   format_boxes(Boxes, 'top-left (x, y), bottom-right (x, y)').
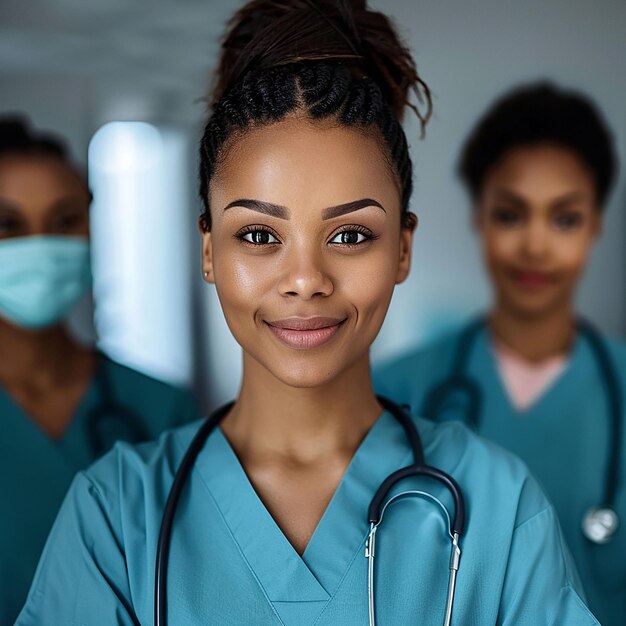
top-left (521, 218), bottom-right (550, 260)
top-left (277, 246), bottom-right (334, 300)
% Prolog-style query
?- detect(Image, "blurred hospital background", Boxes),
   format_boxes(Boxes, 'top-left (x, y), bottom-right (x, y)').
top-left (2, 0), bottom-right (624, 410)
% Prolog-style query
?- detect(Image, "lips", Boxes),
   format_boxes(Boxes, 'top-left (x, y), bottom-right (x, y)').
top-left (265, 317), bottom-right (346, 350)
top-left (510, 269), bottom-right (555, 289)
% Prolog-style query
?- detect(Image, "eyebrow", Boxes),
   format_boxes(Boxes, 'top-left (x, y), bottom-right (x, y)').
top-left (492, 189), bottom-right (526, 207)
top-left (551, 192), bottom-right (588, 209)
top-left (492, 189), bottom-right (589, 209)
top-left (223, 197), bottom-right (386, 220)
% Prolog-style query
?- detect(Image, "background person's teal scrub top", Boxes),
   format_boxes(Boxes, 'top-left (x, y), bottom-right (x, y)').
top-left (373, 323), bottom-right (626, 626)
top-left (0, 354), bottom-right (199, 625)
top-left (18, 410), bottom-right (598, 625)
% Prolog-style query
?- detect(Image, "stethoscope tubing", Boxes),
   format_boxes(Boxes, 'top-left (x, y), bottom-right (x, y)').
top-left (154, 402), bottom-right (233, 626)
top-left (422, 316), bottom-right (623, 516)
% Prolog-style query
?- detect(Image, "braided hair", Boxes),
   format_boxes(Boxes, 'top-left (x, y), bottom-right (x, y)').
top-left (199, 0), bottom-right (430, 231)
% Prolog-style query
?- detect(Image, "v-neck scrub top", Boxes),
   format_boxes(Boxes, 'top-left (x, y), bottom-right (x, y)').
top-left (373, 324), bottom-right (626, 626)
top-left (1, 354), bottom-right (198, 625)
top-left (17, 409), bottom-right (598, 624)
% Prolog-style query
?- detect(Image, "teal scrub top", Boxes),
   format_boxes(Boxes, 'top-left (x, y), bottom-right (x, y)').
top-left (373, 323), bottom-right (626, 626)
top-left (1, 354), bottom-right (199, 625)
top-left (17, 409), bottom-right (598, 625)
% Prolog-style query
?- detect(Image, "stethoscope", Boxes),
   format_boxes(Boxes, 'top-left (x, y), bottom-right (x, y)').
top-left (84, 354), bottom-right (150, 457)
top-left (421, 316), bottom-right (622, 545)
top-left (154, 396), bottom-right (466, 626)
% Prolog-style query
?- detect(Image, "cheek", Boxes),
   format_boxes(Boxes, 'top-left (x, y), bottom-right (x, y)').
top-left (211, 244), bottom-right (271, 320)
top-left (554, 234), bottom-right (595, 275)
top-left (482, 228), bottom-right (519, 268)
top-left (341, 242), bottom-right (399, 324)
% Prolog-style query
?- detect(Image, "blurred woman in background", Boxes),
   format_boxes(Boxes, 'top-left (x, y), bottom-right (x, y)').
top-left (374, 83), bottom-right (625, 624)
top-left (0, 117), bottom-right (198, 623)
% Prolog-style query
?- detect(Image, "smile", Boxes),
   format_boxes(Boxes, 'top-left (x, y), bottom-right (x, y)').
top-left (509, 269), bottom-right (555, 290)
top-left (265, 317), bottom-right (346, 350)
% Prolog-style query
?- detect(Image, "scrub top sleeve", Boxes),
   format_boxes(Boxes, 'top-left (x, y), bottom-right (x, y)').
top-left (15, 471), bottom-right (139, 626)
top-left (499, 504), bottom-right (599, 626)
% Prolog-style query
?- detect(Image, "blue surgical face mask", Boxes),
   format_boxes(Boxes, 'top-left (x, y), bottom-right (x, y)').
top-left (0, 235), bottom-right (92, 329)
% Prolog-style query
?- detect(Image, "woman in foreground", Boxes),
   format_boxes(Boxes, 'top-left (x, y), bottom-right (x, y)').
top-left (18, 2), bottom-right (598, 624)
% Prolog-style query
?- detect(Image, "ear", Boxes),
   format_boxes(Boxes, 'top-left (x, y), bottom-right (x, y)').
top-left (199, 216), bottom-right (215, 283)
top-left (396, 212), bottom-right (417, 284)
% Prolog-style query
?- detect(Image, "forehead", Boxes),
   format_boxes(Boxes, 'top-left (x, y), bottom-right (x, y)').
top-left (484, 144), bottom-right (595, 198)
top-left (209, 116), bottom-right (400, 215)
top-left (0, 154), bottom-right (87, 206)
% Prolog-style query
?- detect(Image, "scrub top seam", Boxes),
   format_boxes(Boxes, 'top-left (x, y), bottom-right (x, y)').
top-left (560, 583), bottom-right (600, 624)
top-left (173, 433), bottom-right (287, 625)
top-left (308, 529), bottom-right (370, 626)
top-left (309, 448), bottom-right (416, 626)
top-left (513, 502), bottom-right (551, 531)
top-left (512, 504), bottom-right (589, 609)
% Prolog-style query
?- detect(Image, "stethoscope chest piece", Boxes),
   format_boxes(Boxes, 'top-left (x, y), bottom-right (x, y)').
top-left (582, 506), bottom-right (619, 544)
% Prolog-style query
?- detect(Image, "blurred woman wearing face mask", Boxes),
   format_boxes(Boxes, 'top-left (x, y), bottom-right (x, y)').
top-left (0, 117), bottom-right (199, 623)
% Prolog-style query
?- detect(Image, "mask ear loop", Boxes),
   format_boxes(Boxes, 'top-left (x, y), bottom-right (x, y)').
top-left (365, 490), bottom-right (462, 626)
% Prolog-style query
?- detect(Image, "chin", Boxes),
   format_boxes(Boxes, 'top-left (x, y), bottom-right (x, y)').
top-left (271, 361), bottom-right (342, 389)
top-left (505, 293), bottom-right (565, 319)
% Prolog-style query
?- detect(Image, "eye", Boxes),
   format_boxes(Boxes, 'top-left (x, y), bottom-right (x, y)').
top-left (51, 211), bottom-right (85, 233)
top-left (491, 207), bottom-right (523, 228)
top-left (329, 226), bottom-right (375, 247)
top-left (552, 211), bottom-right (582, 231)
top-left (237, 227), bottom-right (280, 245)
top-left (0, 214), bottom-right (24, 237)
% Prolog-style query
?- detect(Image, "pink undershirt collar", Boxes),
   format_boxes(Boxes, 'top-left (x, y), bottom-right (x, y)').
top-left (491, 338), bottom-right (568, 411)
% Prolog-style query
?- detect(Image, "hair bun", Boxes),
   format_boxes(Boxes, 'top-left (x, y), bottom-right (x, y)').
top-left (212, 0), bottom-right (430, 124)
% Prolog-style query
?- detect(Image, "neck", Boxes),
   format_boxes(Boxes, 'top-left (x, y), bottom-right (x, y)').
top-left (0, 319), bottom-right (87, 385)
top-left (222, 353), bottom-right (380, 465)
top-left (489, 301), bottom-right (576, 363)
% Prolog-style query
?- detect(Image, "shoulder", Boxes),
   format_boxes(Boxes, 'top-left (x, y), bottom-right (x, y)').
top-left (599, 333), bottom-right (626, 366)
top-left (98, 353), bottom-right (199, 426)
top-left (417, 416), bottom-right (550, 527)
top-left (81, 418), bottom-right (205, 506)
top-left (372, 328), bottom-right (465, 402)
top-left (375, 328), bottom-right (461, 374)
top-left (100, 353), bottom-right (194, 401)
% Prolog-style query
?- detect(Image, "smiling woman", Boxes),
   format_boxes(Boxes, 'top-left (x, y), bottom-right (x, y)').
top-left (17, 3), bottom-right (599, 626)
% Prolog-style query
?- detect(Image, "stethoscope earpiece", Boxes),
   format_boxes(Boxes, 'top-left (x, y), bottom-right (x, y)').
top-left (582, 507), bottom-right (619, 545)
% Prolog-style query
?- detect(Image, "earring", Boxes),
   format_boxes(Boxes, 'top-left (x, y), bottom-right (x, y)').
top-left (203, 271), bottom-right (209, 279)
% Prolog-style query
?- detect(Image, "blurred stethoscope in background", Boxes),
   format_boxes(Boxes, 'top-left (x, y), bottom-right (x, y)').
top-left (84, 354), bottom-right (149, 457)
top-left (421, 316), bottom-right (622, 545)
top-left (154, 396), bottom-right (466, 626)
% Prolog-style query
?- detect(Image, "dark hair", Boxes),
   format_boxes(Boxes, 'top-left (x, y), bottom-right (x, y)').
top-left (458, 82), bottom-right (617, 208)
top-left (0, 115), bottom-right (71, 160)
top-left (0, 115), bottom-right (89, 191)
top-left (199, 0), bottom-right (430, 230)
